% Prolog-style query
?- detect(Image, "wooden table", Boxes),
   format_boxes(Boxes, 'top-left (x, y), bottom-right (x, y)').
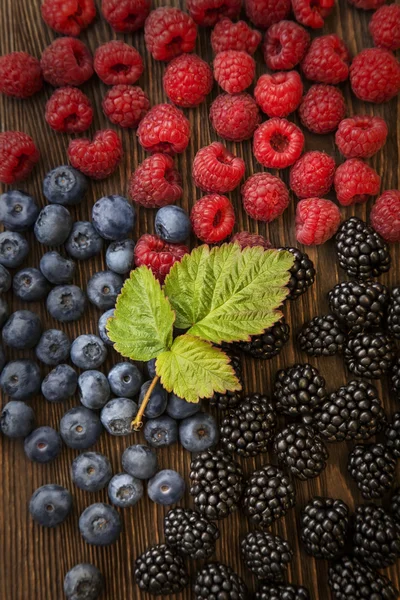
top-left (0, 1), bottom-right (399, 598)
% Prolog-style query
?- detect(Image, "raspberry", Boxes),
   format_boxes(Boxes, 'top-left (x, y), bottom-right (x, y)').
top-left (187, 0), bottom-right (241, 26)
top-left (137, 104), bottom-right (190, 155)
top-left (102, 85), bottom-right (149, 128)
top-left (292, 0), bottom-right (335, 29)
top-left (241, 173), bottom-right (289, 223)
top-left (209, 93), bottom-right (261, 142)
top-left (101, 0), bottom-right (150, 33)
top-left (231, 231), bottom-right (272, 249)
top-left (213, 51), bottom-right (255, 94)
top-left (94, 41), bottom-right (143, 86)
top-left (211, 18), bottom-right (262, 55)
top-left (370, 5), bottom-right (400, 51)
top-left (134, 234), bottom-right (188, 283)
top-left (41, 0), bottom-right (96, 36)
top-left (244, 0), bottom-right (291, 29)
top-left (335, 116), bottom-right (388, 159)
top-left (253, 118), bottom-right (304, 169)
top-left (254, 71), bottom-right (303, 118)
top-left (370, 190), bottom-right (400, 243)
top-left (264, 20), bottom-right (310, 71)
top-left (0, 131), bottom-right (40, 185)
top-left (192, 142), bottom-right (245, 193)
top-left (296, 198), bottom-right (341, 246)
top-left (45, 87), bottom-right (93, 134)
top-left (144, 7), bottom-right (197, 62)
top-left (348, 0), bottom-right (386, 9)
top-left (301, 34), bottom-right (350, 84)
top-left (299, 84), bottom-right (346, 134)
top-left (129, 154), bottom-right (182, 208)
top-left (190, 194), bottom-right (235, 243)
top-left (163, 54), bottom-right (213, 108)
top-left (290, 151), bottom-right (336, 199)
top-left (0, 52), bottom-right (43, 99)
top-left (350, 48), bottom-right (400, 104)
top-left (68, 129), bottom-right (122, 180)
top-left (40, 38), bottom-right (93, 87)
top-left (334, 159), bottom-right (380, 207)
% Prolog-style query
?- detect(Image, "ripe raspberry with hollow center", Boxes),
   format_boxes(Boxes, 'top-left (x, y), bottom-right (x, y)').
top-left (264, 20), bottom-right (310, 71)
top-left (211, 18), bottom-right (262, 55)
top-left (369, 5), bottom-right (400, 51)
top-left (213, 51), bottom-right (255, 94)
top-left (0, 131), bottom-right (40, 184)
top-left (134, 234), bottom-right (188, 283)
top-left (253, 118), bottom-right (304, 169)
top-left (242, 173), bottom-right (289, 223)
top-left (41, 0), bottom-right (96, 36)
top-left (254, 71), bottom-right (303, 118)
top-left (245, 0), bottom-right (291, 29)
top-left (347, 0), bottom-right (386, 9)
top-left (101, 0), bottom-right (150, 33)
top-left (299, 85), bottom-right (346, 134)
top-left (45, 87), bottom-right (93, 134)
top-left (370, 190), bottom-right (400, 243)
top-left (0, 52), bottom-right (43, 98)
top-left (334, 159), bottom-right (380, 207)
top-left (102, 85), bottom-right (149, 129)
top-left (163, 54), bottom-right (213, 108)
top-left (40, 38), bottom-right (93, 87)
top-left (231, 231), bottom-right (272, 250)
top-left (290, 152), bottom-right (336, 199)
top-left (94, 41), bottom-right (143, 85)
top-left (187, 0), bottom-right (241, 26)
top-left (296, 198), bottom-right (341, 246)
top-left (144, 7), bottom-right (197, 62)
top-left (191, 194), bottom-right (235, 244)
top-left (335, 116), bottom-right (388, 159)
top-left (129, 154), bottom-right (182, 208)
top-left (350, 48), bottom-right (400, 104)
top-left (137, 104), bottom-right (190, 155)
top-left (209, 93), bottom-right (261, 142)
top-left (192, 142), bottom-right (245, 193)
top-left (68, 129), bottom-right (122, 180)
top-left (301, 34), bottom-right (350, 85)
top-left (292, 0), bottom-right (335, 29)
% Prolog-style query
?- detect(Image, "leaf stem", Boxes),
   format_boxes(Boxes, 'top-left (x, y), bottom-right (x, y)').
top-left (132, 375), bottom-right (160, 431)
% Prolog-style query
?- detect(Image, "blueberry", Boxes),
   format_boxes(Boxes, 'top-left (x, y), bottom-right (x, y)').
top-left (71, 452), bottom-right (112, 492)
top-left (121, 444), bottom-right (158, 480)
top-left (108, 473), bottom-right (143, 508)
top-left (106, 239), bottom-right (135, 274)
top-left (155, 205), bottom-right (191, 243)
top-left (0, 297), bottom-right (9, 328)
top-left (13, 267), bottom-right (50, 301)
top-left (29, 484), bottom-right (72, 528)
top-left (100, 398), bottom-right (138, 436)
top-left (24, 426), bottom-right (62, 463)
top-left (138, 380), bottom-right (168, 418)
top-left (60, 407), bottom-right (103, 450)
top-left (0, 400), bottom-right (35, 437)
top-left (0, 264), bottom-right (11, 293)
top-left (34, 205), bottom-right (72, 246)
top-left (0, 231), bottom-right (29, 268)
top-left (98, 309), bottom-right (114, 345)
top-left (64, 563), bottom-right (104, 600)
top-left (0, 359), bottom-right (41, 400)
top-left (87, 270), bottom-right (123, 310)
top-left (0, 190), bottom-right (39, 231)
top-left (71, 334), bottom-right (107, 370)
top-left (166, 393), bottom-right (201, 420)
top-left (0, 345), bottom-right (5, 372)
top-left (44, 166), bottom-right (88, 206)
top-left (47, 285), bottom-right (86, 322)
top-left (41, 364), bottom-right (77, 403)
top-left (79, 503), bottom-right (121, 546)
top-left (2, 310), bottom-right (42, 349)
top-left (40, 251), bottom-right (76, 285)
top-left (143, 415), bottom-right (178, 448)
top-left (35, 329), bottom-right (71, 365)
top-left (78, 370), bottom-right (110, 410)
top-left (65, 222), bottom-right (103, 261)
top-left (147, 358), bottom-right (157, 379)
top-left (107, 362), bottom-right (142, 398)
top-left (178, 412), bottom-right (219, 452)
top-left (92, 195), bottom-right (135, 241)
top-left (147, 469), bottom-right (185, 506)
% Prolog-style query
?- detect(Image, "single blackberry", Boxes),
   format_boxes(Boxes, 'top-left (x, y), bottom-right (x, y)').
top-left (348, 443), bottom-right (396, 500)
top-left (163, 507), bottom-right (219, 560)
top-left (385, 412), bottom-right (400, 458)
top-left (392, 357), bottom-right (400, 400)
top-left (328, 280), bottom-right (389, 333)
top-left (134, 544), bottom-right (189, 596)
top-left (344, 331), bottom-right (396, 379)
top-left (278, 246), bottom-right (316, 300)
top-left (300, 497), bottom-right (349, 560)
top-left (236, 317), bottom-right (290, 359)
top-left (209, 353), bottom-right (242, 410)
top-left (242, 464), bottom-right (296, 528)
top-left (273, 423), bottom-right (328, 481)
top-left (388, 287), bottom-right (400, 339)
top-left (391, 488), bottom-right (400, 524)
top-left (353, 504), bottom-right (400, 569)
top-left (255, 584), bottom-right (310, 600)
top-left (328, 556), bottom-right (399, 600)
top-left (193, 562), bottom-right (248, 600)
top-left (298, 314), bottom-right (346, 357)
top-left (241, 531), bottom-right (293, 582)
top-left (189, 449), bottom-right (244, 520)
top-left (273, 363), bottom-right (327, 417)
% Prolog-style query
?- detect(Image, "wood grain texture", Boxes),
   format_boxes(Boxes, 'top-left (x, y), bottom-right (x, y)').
top-left (0, 0), bottom-right (399, 598)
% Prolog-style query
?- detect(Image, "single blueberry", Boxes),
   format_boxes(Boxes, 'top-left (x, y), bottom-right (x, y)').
top-left (40, 251), bottom-right (76, 285)
top-left (92, 195), bottom-right (135, 241)
top-left (13, 267), bottom-right (50, 302)
top-left (2, 310), bottom-right (42, 349)
top-left (107, 362), bottom-right (142, 398)
top-left (35, 329), bottom-right (71, 365)
top-left (24, 426), bottom-right (62, 463)
top-left (70, 335), bottom-right (107, 370)
top-left (106, 239), bottom-right (135, 274)
top-left (155, 205), bottom-right (191, 243)
top-left (0, 264), bottom-right (11, 293)
top-left (0, 400), bottom-right (35, 438)
top-left (43, 165), bottom-right (88, 206)
top-left (0, 297), bottom-right (9, 328)
top-left (34, 205), bottom-right (72, 246)
top-left (0, 231), bottom-right (29, 268)
top-left (147, 469), bottom-right (185, 506)
top-left (166, 393), bottom-right (201, 420)
top-left (108, 473), bottom-right (143, 508)
top-left (42, 364), bottom-right (78, 403)
top-left (121, 444), bottom-right (158, 480)
top-left (0, 359), bottom-right (41, 400)
top-left (98, 309), bottom-right (114, 345)
top-left (65, 222), bottom-right (103, 261)
top-left (138, 380), bottom-right (168, 418)
top-left (64, 563), bottom-right (104, 600)
top-left (29, 484), bottom-right (72, 527)
top-left (78, 370), bottom-right (110, 410)
top-left (87, 270), bottom-right (123, 310)
top-left (46, 285), bottom-right (86, 322)
top-left (100, 398), bottom-right (138, 436)
top-left (60, 406), bottom-right (103, 450)
top-left (0, 190), bottom-right (39, 231)
top-left (79, 503), bottom-right (121, 546)
top-left (71, 452), bottom-right (112, 493)
top-left (146, 358), bottom-right (156, 379)
top-left (178, 412), bottom-right (219, 452)
top-left (143, 415), bottom-right (178, 448)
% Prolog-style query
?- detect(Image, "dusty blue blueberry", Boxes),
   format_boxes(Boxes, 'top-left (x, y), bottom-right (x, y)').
top-left (65, 222), bottom-right (103, 260)
top-left (41, 364), bottom-right (77, 403)
top-left (147, 358), bottom-right (156, 379)
top-left (138, 380), bottom-right (168, 418)
top-left (92, 195), bottom-right (135, 241)
top-left (0, 400), bottom-right (35, 437)
top-left (29, 484), bottom-right (72, 527)
top-left (121, 444), bottom-right (158, 480)
top-left (100, 398), bottom-right (138, 436)
top-left (0, 345), bottom-right (5, 373)
top-left (43, 165), bottom-right (88, 206)
top-left (40, 251), bottom-right (76, 285)
top-left (178, 412), bottom-right (219, 452)
top-left (147, 470), bottom-right (185, 506)
top-left (0, 190), bottom-right (39, 231)
top-left (106, 239), bottom-right (135, 274)
top-left (0, 264), bottom-right (11, 293)
top-left (64, 563), bottom-right (104, 600)
top-left (0, 297), bottom-right (9, 328)
top-left (0, 231), bottom-right (29, 268)
top-left (34, 205), bottom-right (72, 246)
top-left (60, 406), bottom-right (103, 450)
top-left (71, 452), bottom-right (112, 492)
top-left (13, 267), bottom-right (50, 302)
top-left (47, 285), bottom-right (86, 322)
top-left (2, 310), bottom-right (42, 349)
top-left (71, 335), bottom-right (107, 370)
top-left (98, 309), bottom-right (114, 345)
top-left (24, 426), bottom-right (62, 463)
top-left (107, 362), bottom-right (142, 398)
top-left (79, 370), bottom-right (110, 410)
top-left (155, 206), bottom-right (191, 243)
top-left (35, 329), bottom-right (71, 366)
top-left (166, 393), bottom-right (201, 420)
top-left (108, 473), bottom-right (143, 508)
top-left (0, 359), bottom-right (41, 400)
top-left (79, 503), bottom-right (121, 546)
top-left (143, 415), bottom-right (178, 448)
top-left (87, 270), bottom-right (123, 310)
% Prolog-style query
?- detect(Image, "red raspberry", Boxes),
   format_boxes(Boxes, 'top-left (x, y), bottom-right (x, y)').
top-left (41, 38), bottom-right (93, 87)
top-left (264, 20), bottom-right (310, 71)
top-left (45, 87), bottom-right (93, 134)
top-left (335, 115), bottom-right (388, 159)
top-left (137, 104), bottom-right (190, 155)
top-left (370, 5), bottom-right (400, 51)
top-left (102, 85), bottom-right (149, 129)
top-left (292, 0), bottom-right (335, 29)
top-left (41, 0), bottom-right (96, 36)
top-left (301, 34), bottom-right (350, 84)
top-left (187, 0), bottom-right (241, 26)
top-left (253, 118), bottom-right (304, 169)
top-left (192, 142), bottom-right (245, 193)
top-left (296, 198), bottom-right (341, 246)
top-left (347, 0), bottom-right (386, 9)
top-left (163, 54), bottom-right (213, 108)
top-left (299, 84), bottom-right (346, 134)
top-left (129, 154), bottom-right (182, 208)
top-left (94, 41), bottom-right (143, 86)
top-left (209, 93), bottom-right (261, 142)
top-left (0, 52), bottom-right (43, 99)
top-left (101, 0), bottom-right (150, 33)
top-left (144, 7), bottom-right (197, 62)
top-left (211, 18), bottom-right (262, 55)
top-left (190, 194), bottom-right (235, 243)
top-left (231, 231), bottom-right (272, 249)
top-left (254, 71), bottom-right (303, 118)
top-left (370, 190), bottom-right (400, 243)
top-left (350, 48), bottom-right (400, 104)
top-left (242, 172), bottom-right (289, 223)
top-left (213, 51), bottom-right (255, 94)
top-left (68, 129), bottom-right (122, 180)
top-left (134, 234), bottom-right (188, 283)
top-left (334, 159), bottom-right (380, 207)
top-left (245, 0), bottom-right (291, 29)
top-left (0, 131), bottom-right (40, 185)
top-left (290, 151), bottom-right (336, 199)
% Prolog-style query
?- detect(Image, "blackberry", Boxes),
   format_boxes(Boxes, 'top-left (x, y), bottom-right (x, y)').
top-left (388, 287), bottom-right (400, 339)
top-left (189, 449), bottom-right (244, 520)
top-left (241, 531), bottom-right (293, 582)
top-left (328, 556), bottom-right (399, 600)
top-left (386, 412), bottom-right (400, 458)
top-left (392, 357), bottom-right (400, 400)
top-left (278, 246), bottom-right (316, 300)
top-left (209, 353), bottom-right (242, 410)
top-left (134, 544), bottom-right (189, 596)
top-left (255, 584), bottom-right (310, 600)
top-left (353, 504), bottom-right (400, 569)
top-left (300, 497), bottom-right (349, 559)
top-left (193, 562), bottom-right (248, 600)
top-left (391, 488), bottom-right (400, 524)
top-left (242, 464), bottom-right (296, 528)
top-left (236, 317), bottom-right (290, 359)
top-left (348, 443), bottom-right (396, 500)
top-left (344, 331), bottom-right (396, 379)
top-left (328, 280), bottom-right (389, 333)
top-left (335, 217), bottom-right (391, 280)
top-left (273, 363), bottom-right (327, 417)
top-left (273, 424), bottom-right (328, 480)
top-left (163, 507), bottom-right (219, 560)
top-left (298, 314), bottom-right (346, 357)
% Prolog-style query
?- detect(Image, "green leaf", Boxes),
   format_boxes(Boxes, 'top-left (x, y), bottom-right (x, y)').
top-left (156, 335), bottom-right (241, 403)
top-left (107, 266), bottom-right (175, 361)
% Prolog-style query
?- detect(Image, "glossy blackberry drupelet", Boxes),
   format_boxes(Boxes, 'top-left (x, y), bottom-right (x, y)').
top-left (392, 358), bottom-right (400, 400)
top-left (391, 488), bottom-right (400, 524)
top-left (273, 424), bottom-right (328, 480)
top-left (255, 584), bottom-right (310, 600)
top-left (134, 544), bottom-right (189, 596)
top-left (278, 247), bottom-right (316, 300)
top-left (344, 331), bottom-right (396, 379)
top-left (300, 497), bottom-right (349, 559)
top-left (328, 280), bottom-right (389, 333)
top-left (241, 531), bottom-right (293, 581)
top-left (209, 353), bottom-right (243, 410)
top-left (274, 363), bottom-right (327, 417)
top-left (298, 314), bottom-right (346, 357)
top-left (236, 317), bottom-right (290, 359)
top-left (164, 507), bottom-right (219, 560)
top-left (328, 556), bottom-right (399, 600)
top-left (353, 504), bottom-right (400, 569)
top-left (385, 412), bottom-right (400, 458)
top-left (348, 443), bottom-right (396, 499)
top-left (242, 465), bottom-right (296, 528)
top-left (388, 287), bottom-right (400, 339)
top-left (193, 562), bottom-right (248, 600)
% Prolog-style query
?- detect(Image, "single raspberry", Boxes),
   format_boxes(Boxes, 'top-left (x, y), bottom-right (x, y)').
top-left (292, 0), bottom-right (335, 29)
top-left (134, 234), bottom-right (188, 283)
top-left (94, 41), bottom-right (143, 86)
top-left (0, 131), bottom-right (40, 184)
top-left (301, 34), bottom-right (350, 84)
top-left (335, 115), bottom-right (388, 159)
top-left (254, 71), bottom-right (303, 118)
top-left (370, 5), bottom-right (400, 51)
top-left (129, 154), bottom-right (182, 208)
top-left (334, 159), bottom-right (380, 207)
top-left (242, 173), bottom-right (290, 223)
top-left (45, 87), bottom-right (93, 134)
top-left (187, 0), bottom-right (241, 26)
top-left (348, 0), bottom-right (386, 9)
top-left (290, 151), bottom-right (336, 199)
top-left (137, 104), bottom-right (190, 155)
top-left (144, 7), bottom-right (197, 62)
top-left (370, 190), bottom-right (400, 243)
top-left (192, 142), bottom-right (245, 193)
top-left (231, 231), bottom-right (272, 249)
top-left (264, 20), bottom-right (310, 71)
top-left (190, 194), bottom-right (235, 243)
top-left (211, 18), bottom-right (262, 55)
top-left (296, 198), bottom-right (341, 246)
top-left (299, 84), bottom-right (346, 134)
top-left (253, 118), bottom-right (305, 169)
top-left (213, 51), bottom-right (255, 94)
top-left (40, 38), bottom-right (93, 87)
top-left (209, 93), bottom-right (261, 142)
top-left (41, 0), bottom-right (96, 36)
top-left (245, 0), bottom-right (291, 29)
top-left (0, 52), bottom-right (43, 99)
top-left (101, 0), bottom-right (150, 33)
top-left (68, 129), bottom-right (122, 180)
top-left (102, 85), bottom-right (149, 128)
top-left (163, 53), bottom-right (213, 108)
top-left (350, 48), bottom-right (400, 103)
